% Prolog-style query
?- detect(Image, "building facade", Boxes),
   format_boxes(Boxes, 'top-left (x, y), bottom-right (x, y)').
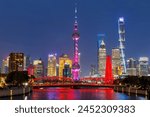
top-left (24, 55), bottom-right (31, 71)
top-left (89, 64), bottom-right (97, 76)
top-left (138, 57), bottom-right (149, 76)
top-left (63, 63), bottom-right (72, 78)
top-left (112, 48), bottom-right (121, 77)
top-left (47, 54), bottom-right (57, 77)
top-left (33, 59), bottom-right (44, 78)
top-left (126, 58), bottom-right (137, 76)
top-left (1, 56), bottom-right (9, 74)
top-left (98, 40), bottom-right (106, 77)
top-left (9, 53), bottom-right (24, 72)
top-left (59, 54), bottom-right (72, 79)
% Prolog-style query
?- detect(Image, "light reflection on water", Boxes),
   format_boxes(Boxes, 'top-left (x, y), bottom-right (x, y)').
top-left (0, 87), bottom-right (147, 100)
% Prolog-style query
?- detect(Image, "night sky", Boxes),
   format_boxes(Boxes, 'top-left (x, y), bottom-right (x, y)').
top-left (0, 0), bottom-right (150, 76)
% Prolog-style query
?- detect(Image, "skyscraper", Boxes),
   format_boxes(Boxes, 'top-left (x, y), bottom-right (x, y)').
top-left (89, 64), bottom-right (97, 76)
top-left (72, 5), bottom-right (80, 81)
top-left (9, 53), bottom-right (24, 72)
top-left (98, 40), bottom-right (106, 77)
top-left (24, 55), bottom-right (31, 71)
top-left (138, 57), bottom-right (149, 76)
top-left (33, 59), bottom-right (44, 78)
top-left (97, 34), bottom-right (105, 49)
top-left (59, 54), bottom-right (72, 79)
top-left (47, 54), bottom-right (57, 77)
top-left (126, 58), bottom-right (137, 76)
top-left (118, 17), bottom-right (127, 75)
top-left (63, 63), bottom-right (72, 78)
top-left (1, 56), bottom-right (9, 74)
top-left (112, 48), bottom-right (121, 77)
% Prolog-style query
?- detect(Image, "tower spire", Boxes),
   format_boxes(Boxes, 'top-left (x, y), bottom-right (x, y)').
top-left (72, 2), bottom-right (80, 81)
top-left (74, 3), bottom-right (78, 32)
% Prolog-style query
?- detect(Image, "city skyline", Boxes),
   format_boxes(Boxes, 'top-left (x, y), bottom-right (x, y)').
top-left (0, 0), bottom-right (150, 76)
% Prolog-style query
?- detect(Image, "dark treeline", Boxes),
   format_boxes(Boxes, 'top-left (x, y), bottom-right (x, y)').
top-left (5, 71), bottom-right (29, 86)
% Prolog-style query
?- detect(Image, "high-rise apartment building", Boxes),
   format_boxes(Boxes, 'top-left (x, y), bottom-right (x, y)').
top-left (47, 54), bottom-right (57, 77)
top-left (112, 48), bottom-right (121, 77)
top-left (59, 54), bottom-right (72, 79)
top-left (9, 53), bottom-right (24, 72)
top-left (33, 59), bottom-right (44, 78)
top-left (98, 40), bottom-right (106, 77)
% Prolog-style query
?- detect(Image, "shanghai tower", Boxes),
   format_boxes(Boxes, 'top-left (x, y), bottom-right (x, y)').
top-left (118, 17), bottom-right (127, 75)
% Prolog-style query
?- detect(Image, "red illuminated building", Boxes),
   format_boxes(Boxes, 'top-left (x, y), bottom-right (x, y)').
top-left (105, 55), bottom-right (114, 84)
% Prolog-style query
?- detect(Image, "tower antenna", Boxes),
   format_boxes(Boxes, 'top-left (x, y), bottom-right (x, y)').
top-left (75, 2), bottom-right (78, 24)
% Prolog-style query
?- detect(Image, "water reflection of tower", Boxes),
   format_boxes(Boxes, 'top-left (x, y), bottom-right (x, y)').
top-left (72, 5), bottom-right (80, 81)
top-left (118, 17), bottom-right (127, 75)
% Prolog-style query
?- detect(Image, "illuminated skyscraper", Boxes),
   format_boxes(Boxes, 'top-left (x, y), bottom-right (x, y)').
top-left (33, 59), bottom-right (44, 78)
top-left (127, 58), bottom-right (137, 76)
top-left (1, 56), bottom-right (9, 74)
top-left (72, 5), bottom-right (80, 81)
top-left (47, 54), bottom-right (57, 77)
top-left (24, 55), bottom-right (31, 71)
top-left (118, 17), bottom-right (127, 75)
top-left (98, 40), bottom-right (106, 77)
top-left (9, 53), bottom-right (24, 72)
top-left (59, 54), bottom-right (72, 79)
top-left (112, 48), bottom-right (121, 77)
top-left (63, 63), bottom-right (72, 78)
top-left (138, 57), bottom-right (149, 76)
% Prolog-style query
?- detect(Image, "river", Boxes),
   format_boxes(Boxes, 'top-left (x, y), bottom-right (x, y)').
top-left (0, 87), bottom-right (147, 100)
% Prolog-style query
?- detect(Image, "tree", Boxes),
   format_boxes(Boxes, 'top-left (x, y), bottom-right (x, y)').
top-left (6, 71), bottom-right (29, 86)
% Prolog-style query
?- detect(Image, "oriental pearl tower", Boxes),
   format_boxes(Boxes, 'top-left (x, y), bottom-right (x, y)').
top-left (72, 4), bottom-right (80, 81)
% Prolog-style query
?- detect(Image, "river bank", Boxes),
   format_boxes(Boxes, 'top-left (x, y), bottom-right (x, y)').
top-left (114, 86), bottom-right (150, 98)
top-left (0, 86), bottom-right (32, 98)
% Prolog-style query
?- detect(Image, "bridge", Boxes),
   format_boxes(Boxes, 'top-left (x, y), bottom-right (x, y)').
top-left (32, 76), bottom-right (114, 88)
top-left (33, 83), bottom-right (115, 88)
top-left (34, 76), bottom-right (113, 82)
